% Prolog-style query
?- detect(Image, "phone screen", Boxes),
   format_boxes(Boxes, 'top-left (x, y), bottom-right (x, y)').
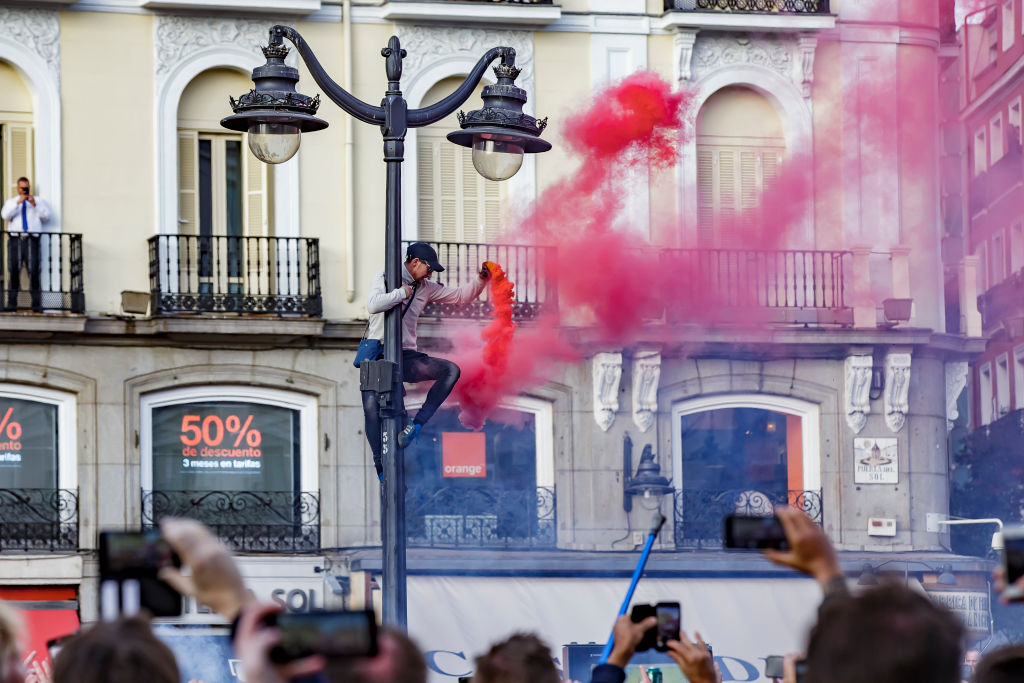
top-left (270, 610), bottom-right (377, 662)
top-left (654, 603), bottom-right (680, 652)
top-left (724, 515), bottom-right (789, 550)
top-left (99, 531), bottom-right (179, 577)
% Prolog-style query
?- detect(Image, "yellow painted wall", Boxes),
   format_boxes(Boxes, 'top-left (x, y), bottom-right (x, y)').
top-left (178, 68), bottom-right (251, 131)
top-left (60, 11), bottom-right (154, 313)
top-left (0, 61), bottom-right (32, 114)
top-left (533, 31), bottom-right (591, 198)
top-left (697, 87), bottom-right (784, 140)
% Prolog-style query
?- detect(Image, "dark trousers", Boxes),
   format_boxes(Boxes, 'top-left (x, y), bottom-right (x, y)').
top-left (6, 234), bottom-right (41, 309)
top-left (362, 349), bottom-right (461, 476)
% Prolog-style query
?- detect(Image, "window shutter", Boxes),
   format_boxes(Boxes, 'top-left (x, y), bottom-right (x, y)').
top-left (717, 149), bottom-right (737, 244)
top-left (243, 144), bottom-right (268, 236)
top-left (439, 143), bottom-right (458, 242)
top-left (177, 130), bottom-right (199, 234)
top-left (461, 148), bottom-right (481, 241)
top-left (696, 147), bottom-right (715, 247)
top-left (483, 173), bottom-right (501, 243)
top-left (417, 136), bottom-right (437, 241)
top-left (4, 123), bottom-right (33, 199)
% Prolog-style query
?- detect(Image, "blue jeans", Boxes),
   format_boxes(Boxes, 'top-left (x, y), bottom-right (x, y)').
top-left (362, 350), bottom-right (461, 476)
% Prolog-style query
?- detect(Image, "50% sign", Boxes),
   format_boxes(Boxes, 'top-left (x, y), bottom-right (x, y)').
top-left (180, 414), bottom-right (263, 460)
top-left (0, 407), bottom-right (23, 451)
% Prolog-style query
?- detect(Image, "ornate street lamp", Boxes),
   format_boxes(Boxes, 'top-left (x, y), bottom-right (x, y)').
top-left (223, 26), bottom-right (550, 629)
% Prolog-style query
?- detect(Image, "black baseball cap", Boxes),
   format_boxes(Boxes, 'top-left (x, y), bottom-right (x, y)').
top-left (406, 242), bottom-right (445, 272)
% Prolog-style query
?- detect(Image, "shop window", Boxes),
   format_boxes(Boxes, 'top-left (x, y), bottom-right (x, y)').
top-left (402, 397), bottom-right (554, 548)
top-left (0, 385), bottom-right (77, 550)
top-left (140, 387), bottom-right (318, 552)
top-left (672, 395), bottom-right (821, 548)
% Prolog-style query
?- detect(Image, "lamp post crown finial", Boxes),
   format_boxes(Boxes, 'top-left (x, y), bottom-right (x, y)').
top-left (262, 43), bottom-right (290, 61)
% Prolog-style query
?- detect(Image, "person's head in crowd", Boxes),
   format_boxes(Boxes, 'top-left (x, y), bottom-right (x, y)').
top-left (0, 601), bottom-right (26, 683)
top-left (325, 625), bottom-right (427, 683)
top-left (52, 616), bottom-right (179, 683)
top-left (804, 582), bottom-right (963, 683)
top-left (964, 648), bottom-right (982, 681)
top-left (472, 633), bottom-right (560, 683)
top-left (970, 644), bottom-right (1024, 683)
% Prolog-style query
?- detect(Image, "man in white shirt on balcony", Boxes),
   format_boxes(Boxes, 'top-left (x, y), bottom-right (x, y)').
top-left (361, 241), bottom-right (490, 480)
top-left (1, 177), bottom-right (52, 310)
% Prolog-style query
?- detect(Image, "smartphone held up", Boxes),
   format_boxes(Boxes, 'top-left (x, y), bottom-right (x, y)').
top-left (98, 530), bottom-right (182, 619)
top-left (724, 514), bottom-right (789, 551)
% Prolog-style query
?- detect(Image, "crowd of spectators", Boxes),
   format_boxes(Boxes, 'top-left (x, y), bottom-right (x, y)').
top-left (1, 509), bottom-right (1022, 683)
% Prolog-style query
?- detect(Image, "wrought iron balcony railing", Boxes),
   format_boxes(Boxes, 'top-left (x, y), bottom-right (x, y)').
top-left (977, 267), bottom-right (1024, 332)
top-left (407, 486), bottom-right (555, 548)
top-left (403, 241), bottom-right (556, 322)
top-left (673, 488), bottom-right (822, 549)
top-left (0, 488), bottom-right (78, 551)
top-left (1, 233), bottom-right (84, 313)
top-left (665, 0), bottom-right (829, 12)
top-left (662, 248), bottom-right (850, 322)
top-left (148, 235), bottom-right (322, 317)
top-left (142, 490), bottom-right (320, 552)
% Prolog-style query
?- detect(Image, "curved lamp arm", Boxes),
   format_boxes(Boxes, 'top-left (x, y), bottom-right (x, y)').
top-left (271, 25), bottom-right (385, 126)
top-left (408, 47), bottom-right (514, 127)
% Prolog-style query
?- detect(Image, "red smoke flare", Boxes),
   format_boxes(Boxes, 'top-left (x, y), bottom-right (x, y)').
top-left (451, 262), bottom-right (517, 429)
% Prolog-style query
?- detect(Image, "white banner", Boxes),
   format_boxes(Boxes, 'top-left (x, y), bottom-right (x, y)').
top-left (409, 575), bottom-right (822, 683)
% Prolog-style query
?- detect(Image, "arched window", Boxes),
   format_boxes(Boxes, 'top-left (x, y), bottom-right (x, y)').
top-left (696, 86), bottom-right (785, 247)
top-left (0, 60), bottom-right (33, 203)
top-left (672, 394), bottom-right (821, 547)
top-left (402, 396), bottom-right (554, 548)
top-left (416, 77), bottom-right (505, 246)
top-left (178, 68), bottom-right (270, 240)
top-left (139, 386), bottom-right (319, 551)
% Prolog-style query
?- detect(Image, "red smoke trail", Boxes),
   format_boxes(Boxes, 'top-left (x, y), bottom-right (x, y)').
top-left (452, 262), bottom-right (518, 430)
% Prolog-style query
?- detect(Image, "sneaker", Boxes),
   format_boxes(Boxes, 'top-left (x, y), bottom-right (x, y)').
top-left (397, 423), bottom-right (421, 449)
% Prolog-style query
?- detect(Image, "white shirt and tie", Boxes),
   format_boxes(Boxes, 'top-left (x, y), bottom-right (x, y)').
top-left (1, 194), bottom-right (52, 231)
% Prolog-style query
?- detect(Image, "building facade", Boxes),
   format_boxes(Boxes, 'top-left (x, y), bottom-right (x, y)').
top-left (0, 0), bottom-right (993, 680)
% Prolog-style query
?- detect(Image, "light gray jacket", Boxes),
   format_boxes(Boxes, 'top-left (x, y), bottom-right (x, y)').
top-left (366, 267), bottom-right (487, 350)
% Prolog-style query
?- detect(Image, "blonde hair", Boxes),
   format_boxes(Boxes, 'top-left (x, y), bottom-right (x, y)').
top-left (0, 601), bottom-right (24, 679)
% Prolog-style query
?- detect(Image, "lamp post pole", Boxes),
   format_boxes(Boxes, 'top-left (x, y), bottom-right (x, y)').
top-left (223, 27), bottom-right (550, 629)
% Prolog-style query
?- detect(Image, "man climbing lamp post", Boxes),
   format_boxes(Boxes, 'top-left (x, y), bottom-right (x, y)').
top-left (221, 25), bottom-right (551, 628)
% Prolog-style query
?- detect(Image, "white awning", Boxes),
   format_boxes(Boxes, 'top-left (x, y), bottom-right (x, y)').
top-left (409, 575), bottom-right (822, 682)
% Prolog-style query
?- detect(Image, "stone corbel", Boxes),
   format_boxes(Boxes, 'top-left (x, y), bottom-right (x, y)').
top-left (945, 361), bottom-right (969, 432)
top-left (845, 355), bottom-right (873, 433)
top-left (632, 349), bottom-right (661, 433)
top-left (593, 352), bottom-right (623, 432)
top-left (797, 34), bottom-right (818, 99)
top-left (885, 353), bottom-right (912, 433)
top-left (674, 28), bottom-right (699, 83)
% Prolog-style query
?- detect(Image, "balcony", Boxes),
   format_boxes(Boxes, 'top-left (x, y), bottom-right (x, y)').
top-left (662, 248), bottom-right (852, 325)
top-left (406, 486), bottom-right (556, 548)
top-left (0, 489), bottom-right (78, 551)
top-left (404, 241), bottom-right (556, 322)
top-left (661, 0), bottom-right (833, 32)
top-left (1, 233), bottom-right (84, 313)
top-left (665, 0), bottom-right (828, 11)
top-left (148, 235), bottom-right (322, 317)
top-left (141, 490), bottom-right (320, 552)
top-left (977, 267), bottom-right (1024, 333)
top-left (969, 140), bottom-right (1023, 217)
top-left (673, 488), bottom-right (822, 549)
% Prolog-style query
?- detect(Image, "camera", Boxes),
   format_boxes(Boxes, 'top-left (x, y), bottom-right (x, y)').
top-left (629, 602), bottom-right (680, 652)
top-left (1003, 524), bottom-right (1024, 600)
top-left (98, 530), bottom-right (182, 618)
top-left (264, 609), bottom-right (377, 663)
top-left (724, 514), bottom-right (789, 550)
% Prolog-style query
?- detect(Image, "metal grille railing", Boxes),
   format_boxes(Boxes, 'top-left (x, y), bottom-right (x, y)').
top-left (0, 488), bottom-right (78, 551)
top-left (661, 248), bottom-right (849, 311)
top-left (673, 488), bottom-right (822, 549)
top-left (148, 235), bottom-right (322, 316)
top-left (407, 486), bottom-right (556, 548)
top-left (1, 233), bottom-right (84, 313)
top-left (666, 0), bottom-right (829, 11)
top-left (403, 241), bottom-right (556, 322)
top-left (141, 490), bottom-right (320, 552)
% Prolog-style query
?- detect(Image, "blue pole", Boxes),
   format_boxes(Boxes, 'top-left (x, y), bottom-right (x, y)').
top-left (597, 513), bottom-right (666, 665)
